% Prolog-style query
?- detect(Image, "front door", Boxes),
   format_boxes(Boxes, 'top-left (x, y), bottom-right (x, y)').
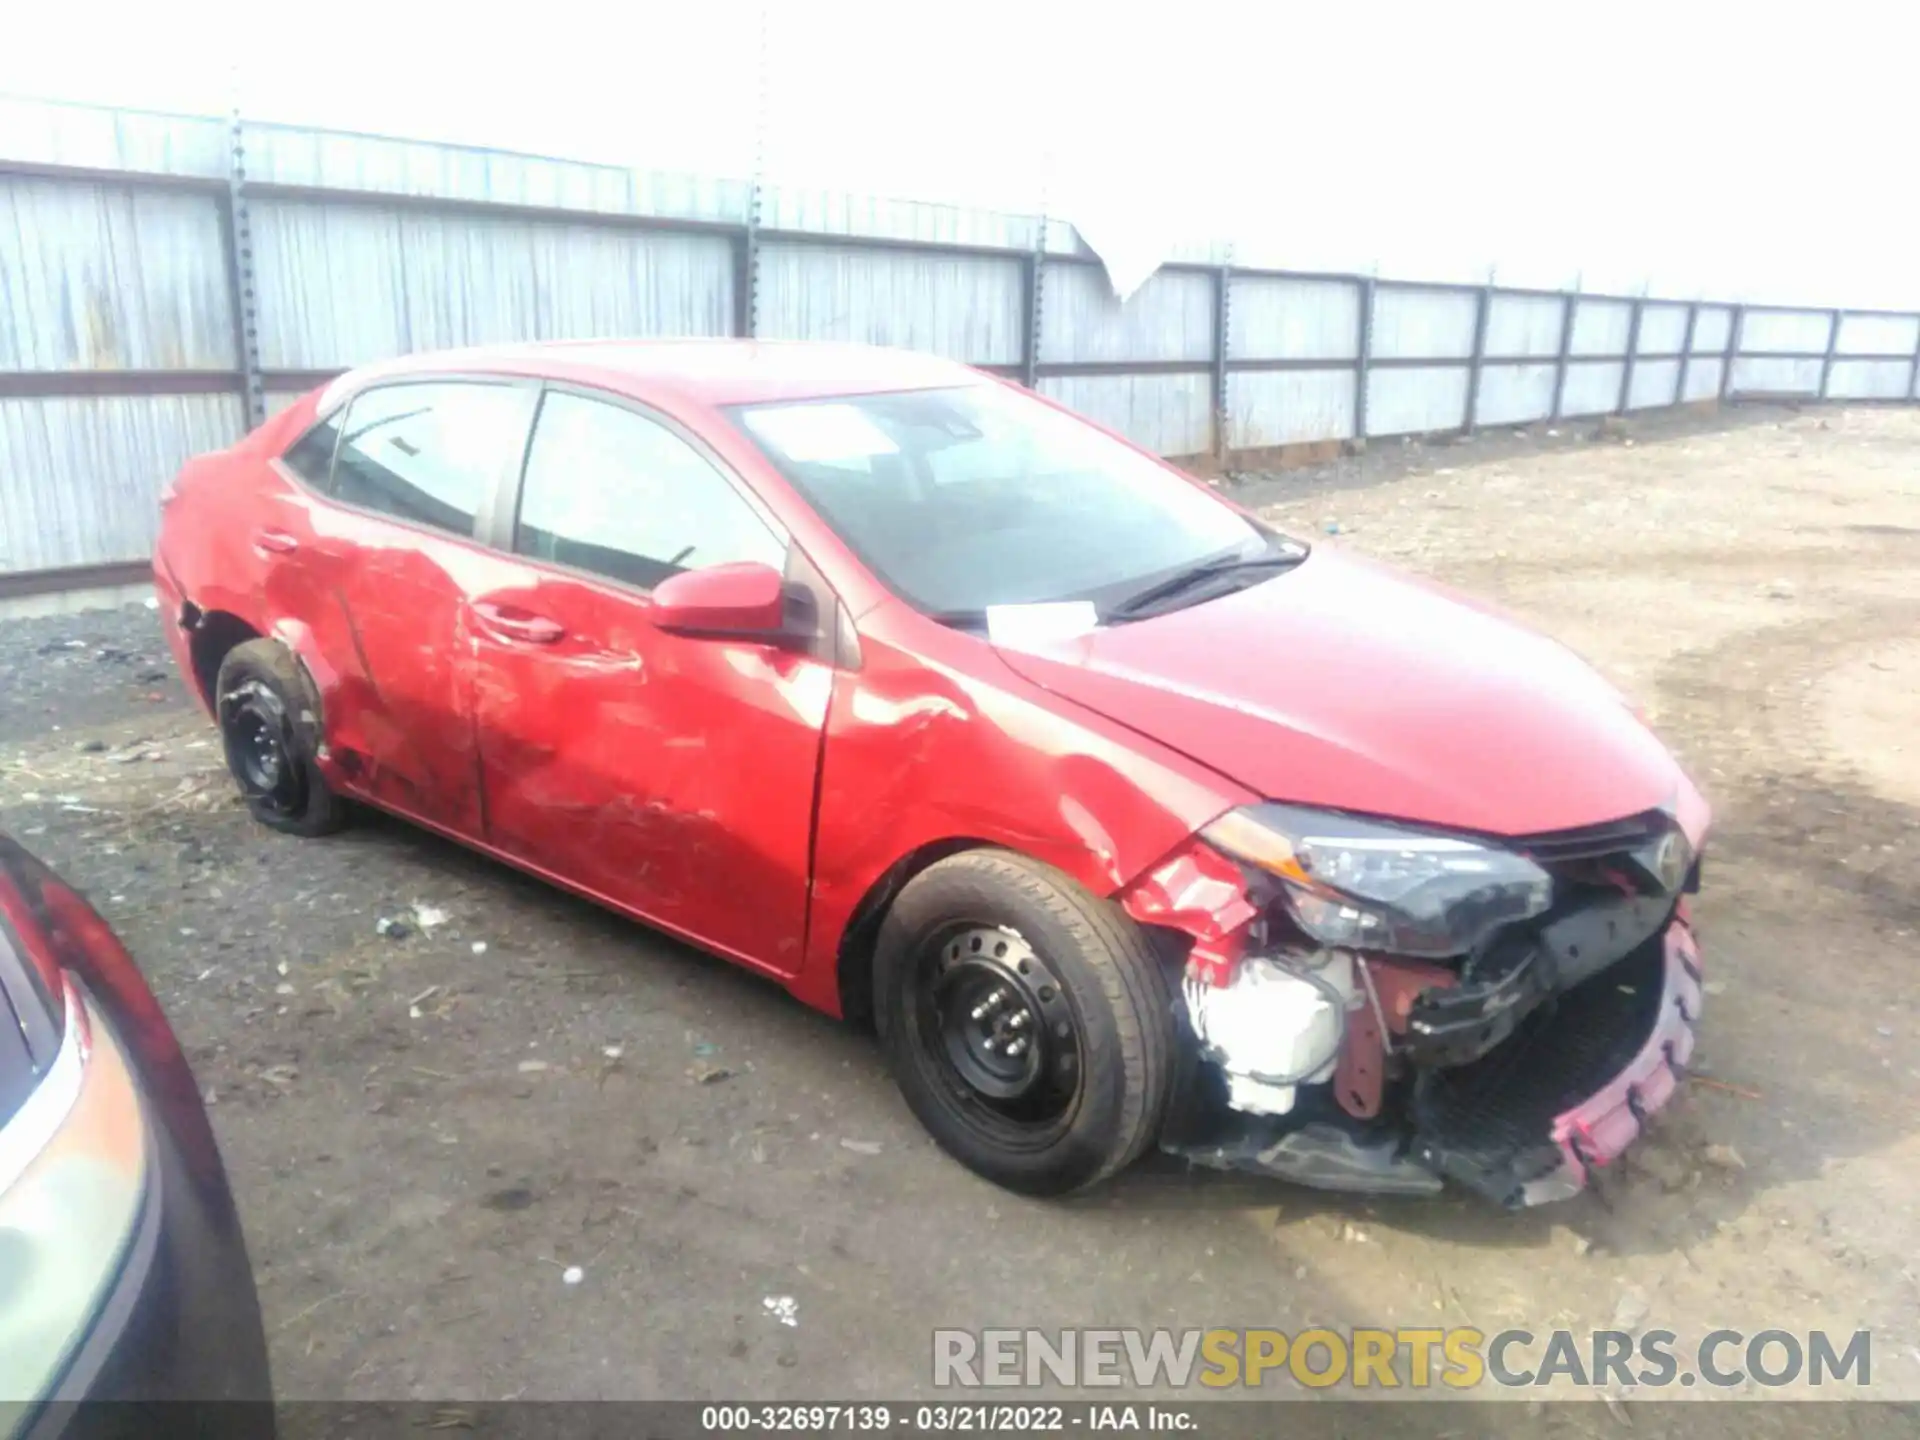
top-left (469, 389), bottom-right (832, 975)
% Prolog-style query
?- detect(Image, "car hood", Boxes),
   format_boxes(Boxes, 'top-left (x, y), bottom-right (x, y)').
top-left (993, 546), bottom-right (1686, 837)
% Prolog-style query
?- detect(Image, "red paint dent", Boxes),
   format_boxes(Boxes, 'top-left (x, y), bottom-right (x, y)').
top-left (1117, 837), bottom-right (1258, 987)
top-left (468, 562), bottom-right (832, 976)
top-left (788, 604), bottom-right (1247, 1014)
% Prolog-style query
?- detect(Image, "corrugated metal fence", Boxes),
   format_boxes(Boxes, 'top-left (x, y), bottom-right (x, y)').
top-left (6, 95), bottom-right (1920, 595)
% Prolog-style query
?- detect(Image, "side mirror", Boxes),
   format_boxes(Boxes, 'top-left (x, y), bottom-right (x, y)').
top-left (650, 561), bottom-right (789, 639)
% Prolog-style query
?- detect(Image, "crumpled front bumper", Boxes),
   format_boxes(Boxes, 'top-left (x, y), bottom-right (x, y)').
top-left (1165, 916), bottom-right (1705, 1210)
top-left (1408, 914), bottom-right (1703, 1208)
top-left (1523, 918), bottom-right (1702, 1205)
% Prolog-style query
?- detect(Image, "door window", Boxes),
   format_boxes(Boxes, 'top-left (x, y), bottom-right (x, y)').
top-left (328, 382), bottom-right (530, 538)
top-left (514, 392), bottom-right (785, 589)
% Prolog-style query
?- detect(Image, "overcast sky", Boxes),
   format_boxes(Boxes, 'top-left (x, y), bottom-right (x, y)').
top-left (5, 0), bottom-right (1913, 306)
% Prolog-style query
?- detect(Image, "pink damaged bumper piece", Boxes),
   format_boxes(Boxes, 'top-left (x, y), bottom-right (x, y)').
top-left (1520, 919), bottom-right (1704, 1207)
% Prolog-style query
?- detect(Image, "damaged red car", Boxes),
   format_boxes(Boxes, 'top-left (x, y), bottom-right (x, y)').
top-left (153, 341), bottom-right (1708, 1207)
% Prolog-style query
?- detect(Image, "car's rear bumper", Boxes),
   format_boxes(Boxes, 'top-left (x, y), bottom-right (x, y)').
top-left (149, 556), bottom-right (203, 720)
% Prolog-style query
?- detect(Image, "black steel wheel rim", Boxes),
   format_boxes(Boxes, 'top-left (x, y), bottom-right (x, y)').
top-left (222, 684), bottom-right (303, 817)
top-left (912, 923), bottom-right (1083, 1145)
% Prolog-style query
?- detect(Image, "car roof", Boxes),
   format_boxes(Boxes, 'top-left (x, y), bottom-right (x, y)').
top-left (322, 339), bottom-right (987, 413)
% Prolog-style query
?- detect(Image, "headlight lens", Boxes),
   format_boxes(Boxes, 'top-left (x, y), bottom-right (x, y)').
top-left (1201, 803), bottom-right (1552, 958)
top-left (0, 982), bottom-right (149, 1406)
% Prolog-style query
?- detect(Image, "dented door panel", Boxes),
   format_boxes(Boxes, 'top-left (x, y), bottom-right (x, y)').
top-left (281, 512), bottom-right (489, 835)
top-left (470, 571), bottom-right (829, 975)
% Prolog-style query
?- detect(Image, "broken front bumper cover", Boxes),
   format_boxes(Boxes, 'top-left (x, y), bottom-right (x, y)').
top-left (1166, 918), bottom-right (1703, 1208)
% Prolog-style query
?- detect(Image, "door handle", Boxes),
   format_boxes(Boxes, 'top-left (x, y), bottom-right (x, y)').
top-left (472, 602), bottom-right (565, 645)
top-left (252, 529), bottom-right (299, 555)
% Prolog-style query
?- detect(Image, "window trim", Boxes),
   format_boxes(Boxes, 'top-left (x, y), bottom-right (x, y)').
top-left (271, 374), bottom-right (541, 547)
top-left (491, 380), bottom-right (794, 600)
top-left (276, 410), bottom-right (346, 496)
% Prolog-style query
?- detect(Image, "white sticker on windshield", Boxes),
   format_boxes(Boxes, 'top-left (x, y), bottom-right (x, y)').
top-left (985, 601), bottom-right (1100, 649)
top-left (743, 404), bottom-right (900, 465)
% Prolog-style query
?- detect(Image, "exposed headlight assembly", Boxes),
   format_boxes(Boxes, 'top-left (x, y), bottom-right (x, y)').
top-left (1202, 803), bottom-right (1552, 959)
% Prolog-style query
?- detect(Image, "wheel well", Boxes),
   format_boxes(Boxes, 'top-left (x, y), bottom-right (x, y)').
top-left (834, 837), bottom-right (991, 1028)
top-left (188, 611), bottom-right (263, 709)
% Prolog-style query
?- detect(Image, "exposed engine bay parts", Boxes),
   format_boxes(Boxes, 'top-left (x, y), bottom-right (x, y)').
top-left (1127, 793), bottom-right (1708, 1208)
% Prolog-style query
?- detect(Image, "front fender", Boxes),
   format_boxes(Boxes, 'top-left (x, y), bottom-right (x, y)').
top-left (787, 618), bottom-right (1251, 1016)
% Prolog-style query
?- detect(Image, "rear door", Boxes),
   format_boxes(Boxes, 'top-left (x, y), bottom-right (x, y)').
top-left (265, 379), bottom-right (535, 836)
top-left (468, 387), bottom-right (834, 974)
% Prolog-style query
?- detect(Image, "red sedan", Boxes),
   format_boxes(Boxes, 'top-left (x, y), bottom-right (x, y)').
top-left (153, 341), bottom-right (1708, 1205)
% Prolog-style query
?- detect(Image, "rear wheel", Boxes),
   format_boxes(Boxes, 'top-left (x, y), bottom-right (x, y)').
top-left (215, 639), bottom-right (348, 837)
top-left (873, 850), bottom-right (1174, 1195)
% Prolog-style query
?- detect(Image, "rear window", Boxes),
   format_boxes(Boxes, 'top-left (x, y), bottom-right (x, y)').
top-left (282, 413), bottom-right (341, 490)
top-left (312, 382), bottom-right (532, 539)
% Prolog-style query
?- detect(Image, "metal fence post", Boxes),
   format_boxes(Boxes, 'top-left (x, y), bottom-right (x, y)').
top-left (1021, 245), bottom-right (1043, 389)
top-left (1212, 265), bottom-right (1231, 460)
top-left (1908, 319), bottom-right (1920, 401)
top-left (732, 229), bottom-right (755, 338)
top-left (736, 167), bottom-right (764, 339)
top-left (1616, 296), bottom-right (1644, 415)
top-left (1353, 275), bottom-right (1375, 442)
top-left (1463, 282), bottom-right (1491, 433)
top-left (1819, 308), bottom-right (1842, 400)
top-left (1675, 301), bottom-right (1699, 406)
top-left (1551, 291), bottom-right (1578, 421)
top-left (1719, 304), bottom-right (1743, 403)
top-left (223, 106), bottom-right (265, 429)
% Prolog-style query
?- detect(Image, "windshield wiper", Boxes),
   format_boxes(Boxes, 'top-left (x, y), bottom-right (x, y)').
top-left (1104, 546), bottom-right (1307, 623)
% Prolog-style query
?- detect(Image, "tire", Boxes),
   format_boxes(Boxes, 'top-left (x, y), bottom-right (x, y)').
top-left (873, 849), bottom-right (1175, 1196)
top-left (214, 638), bottom-right (349, 837)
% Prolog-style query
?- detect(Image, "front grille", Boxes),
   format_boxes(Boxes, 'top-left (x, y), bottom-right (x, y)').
top-left (1409, 933), bottom-right (1667, 1205)
top-left (1515, 810), bottom-right (1670, 866)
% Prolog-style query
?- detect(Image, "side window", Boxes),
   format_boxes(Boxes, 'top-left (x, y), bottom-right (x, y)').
top-left (329, 383), bottom-right (528, 538)
top-left (282, 413), bottom-right (342, 492)
top-left (515, 392), bottom-right (785, 589)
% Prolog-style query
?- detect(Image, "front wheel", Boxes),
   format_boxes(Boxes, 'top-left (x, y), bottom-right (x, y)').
top-left (873, 850), bottom-right (1175, 1195)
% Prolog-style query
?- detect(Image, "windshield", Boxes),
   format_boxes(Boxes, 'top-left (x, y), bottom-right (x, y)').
top-left (731, 384), bottom-right (1282, 619)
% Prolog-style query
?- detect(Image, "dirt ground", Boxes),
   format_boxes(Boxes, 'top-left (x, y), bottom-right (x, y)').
top-left (2, 404), bottom-right (1917, 1424)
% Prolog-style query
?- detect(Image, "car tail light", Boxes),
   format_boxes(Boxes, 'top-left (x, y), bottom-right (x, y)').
top-left (0, 852), bottom-right (149, 1405)
top-left (0, 977), bottom-right (149, 1404)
